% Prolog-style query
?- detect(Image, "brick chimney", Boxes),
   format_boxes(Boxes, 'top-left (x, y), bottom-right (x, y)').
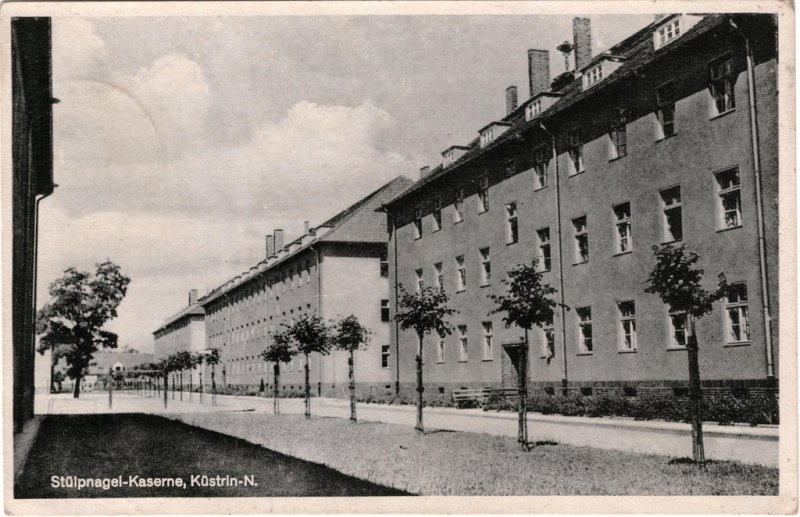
top-left (420, 166), bottom-right (431, 179)
top-left (304, 220), bottom-right (310, 235)
top-left (266, 234), bottom-right (274, 257)
top-left (527, 49), bottom-right (550, 97)
top-left (505, 86), bottom-right (518, 115)
top-left (573, 17), bottom-right (592, 71)
top-left (188, 289), bottom-right (198, 306)
top-left (274, 228), bottom-right (284, 251)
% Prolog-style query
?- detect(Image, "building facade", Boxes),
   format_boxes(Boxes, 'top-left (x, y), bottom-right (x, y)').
top-left (152, 289), bottom-right (206, 384)
top-left (200, 176), bottom-right (412, 396)
top-left (384, 14), bottom-right (778, 400)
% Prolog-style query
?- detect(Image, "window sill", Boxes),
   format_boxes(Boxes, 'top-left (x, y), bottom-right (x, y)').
top-left (568, 170), bottom-right (586, 178)
top-left (413, 236), bottom-right (422, 241)
top-left (609, 154), bottom-right (628, 163)
top-left (506, 241), bottom-right (518, 247)
top-left (710, 108), bottom-right (736, 121)
top-left (618, 349), bottom-right (638, 354)
top-left (660, 239), bottom-right (683, 246)
top-left (538, 268), bottom-right (552, 274)
top-left (613, 250), bottom-right (633, 257)
top-left (534, 185), bottom-right (548, 192)
top-left (435, 360), bottom-right (445, 364)
top-left (573, 261), bottom-right (589, 266)
top-left (716, 225), bottom-right (742, 233)
top-left (456, 289), bottom-right (466, 294)
top-left (576, 352), bottom-right (593, 356)
top-left (655, 132), bottom-right (677, 143)
top-left (666, 346), bottom-right (687, 351)
top-left (482, 358), bottom-right (493, 362)
top-left (432, 228), bottom-right (441, 234)
top-left (479, 283), bottom-right (491, 288)
top-left (453, 219), bottom-right (464, 225)
top-left (457, 360), bottom-right (469, 363)
top-left (724, 341), bottom-right (751, 348)
top-left (478, 209), bottom-right (489, 215)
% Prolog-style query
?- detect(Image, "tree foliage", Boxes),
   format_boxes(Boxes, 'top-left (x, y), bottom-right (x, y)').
top-left (288, 313), bottom-right (332, 356)
top-left (394, 285), bottom-right (457, 338)
top-left (489, 261), bottom-right (561, 331)
top-left (36, 261), bottom-right (130, 395)
top-left (261, 328), bottom-right (296, 364)
top-left (330, 315), bottom-right (372, 353)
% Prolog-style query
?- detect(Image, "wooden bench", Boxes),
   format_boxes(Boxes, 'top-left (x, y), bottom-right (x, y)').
top-left (451, 387), bottom-right (493, 407)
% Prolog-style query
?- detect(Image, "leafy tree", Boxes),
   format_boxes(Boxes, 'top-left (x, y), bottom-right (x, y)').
top-left (36, 261), bottom-right (130, 398)
top-left (205, 348), bottom-right (221, 406)
top-left (645, 244), bottom-right (727, 463)
top-left (330, 315), bottom-right (372, 422)
top-left (260, 329), bottom-right (295, 414)
top-left (286, 314), bottom-right (332, 419)
top-left (490, 261), bottom-right (562, 449)
top-left (174, 351), bottom-right (196, 401)
top-left (394, 285), bottom-right (457, 432)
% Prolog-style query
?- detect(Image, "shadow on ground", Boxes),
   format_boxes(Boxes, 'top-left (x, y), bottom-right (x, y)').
top-left (15, 413), bottom-right (410, 498)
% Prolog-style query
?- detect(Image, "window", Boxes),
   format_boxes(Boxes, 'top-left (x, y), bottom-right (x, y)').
top-left (656, 82), bottom-right (676, 139)
top-left (305, 262), bottom-right (311, 284)
top-left (505, 159), bottom-right (517, 178)
top-left (613, 202), bottom-right (632, 254)
top-left (537, 228), bottom-right (552, 271)
top-left (568, 129), bottom-right (584, 175)
top-left (668, 311), bottom-right (688, 349)
top-left (381, 345), bottom-right (390, 368)
top-left (479, 247), bottom-right (491, 286)
top-left (725, 284), bottom-right (750, 343)
top-left (443, 151), bottom-right (455, 167)
top-left (610, 108), bottom-right (627, 159)
top-left (505, 202), bottom-right (519, 244)
top-left (415, 269), bottom-right (424, 293)
top-left (480, 127), bottom-right (494, 148)
top-left (572, 216), bottom-right (589, 264)
top-left (660, 186), bottom-right (683, 242)
top-left (525, 100), bottom-right (542, 121)
top-left (436, 331), bottom-right (446, 363)
top-left (532, 146), bottom-right (548, 189)
top-left (432, 196), bottom-right (442, 232)
top-left (654, 17), bottom-right (681, 49)
top-left (454, 187), bottom-right (465, 223)
top-left (380, 252), bottom-right (389, 278)
top-left (576, 307), bottom-right (593, 353)
top-left (716, 168), bottom-right (742, 229)
top-left (413, 206), bottom-right (422, 239)
top-left (617, 301), bottom-right (637, 351)
top-left (585, 64), bottom-right (603, 87)
top-left (455, 255), bottom-right (466, 292)
top-left (482, 322), bottom-right (494, 360)
top-left (478, 175), bottom-right (489, 212)
top-left (709, 55), bottom-right (735, 116)
top-left (434, 262), bottom-right (443, 289)
top-left (542, 315), bottom-right (555, 358)
top-left (381, 299), bottom-right (390, 322)
top-left (458, 325), bottom-right (468, 361)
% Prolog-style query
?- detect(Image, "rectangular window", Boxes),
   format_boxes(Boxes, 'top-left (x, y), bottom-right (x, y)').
top-left (482, 322), bottom-right (493, 360)
top-left (454, 187), bottom-right (465, 223)
top-left (709, 55), bottom-right (735, 115)
top-left (568, 129), bottom-right (585, 175)
top-left (478, 174), bottom-right (489, 212)
top-left (533, 145), bottom-right (548, 189)
top-left (610, 108), bottom-right (627, 159)
top-left (716, 168), bottom-right (742, 229)
top-left (656, 82), bottom-right (676, 139)
top-left (572, 216), bottom-right (589, 264)
top-left (577, 307), bottom-right (593, 353)
top-left (537, 228), bottom-right (552, 271)
top-left (505, 159), bottom-right (517, 178)
top-left (479, 247), bottom-right (491, 286)
top-left (381, 345), bottom-right (390, 368)
top-left (381, 299), bottom-right (390, 322)
top-left (458, 325), bottom-right (468, 362)
top-left (614, 202), bottom-right (632, 254)
top-left (434, 262), bottom-right (443, 289)
top-left (506, 202), bottom-right (519, 244)
top-left (586, 64), bottom-right (603, 87)
top-left (668, 311), bottom-right (688, 349)
top-left (660, 186), bottom-right (683, 242)
top-left (380, 252), bottom-right (389, 278)
top-left (726, 284), bottom-right (751, 343)
top-left (525, 100), bottom-right (542, 121)
top-left (654, 17), bottom-right (681, 49)
top-left (617, 301), bottom-right (637, 351)
top-left (413, 205), bottom-right (422, 239)
top-left (415, 269), bottom-right (424, 293)
top-left (455, 255), bottom-right (466, 292)
top-left (436, 331), bottom-right (446, 363)
top-left (432, 196), bottom-right (442, 232)
top-left (542, 315), bottom-right (555, 357)
top-left (480, 127), bottom-right (494, 148)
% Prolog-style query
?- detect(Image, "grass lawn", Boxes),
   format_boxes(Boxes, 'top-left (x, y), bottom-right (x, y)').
top-left (171, 412), bottom-right (778, 496)
top-left (15, 414), bottom-right (407, 498)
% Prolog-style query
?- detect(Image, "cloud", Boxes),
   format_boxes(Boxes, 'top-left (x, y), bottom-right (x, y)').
top-left (52, 18), bottom-right (107, 81)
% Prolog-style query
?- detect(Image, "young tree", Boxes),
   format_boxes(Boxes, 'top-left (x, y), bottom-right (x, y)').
top-left (394, 285), bottom-right (457, 432)
top-left (330, 315), bottom-right (372, 422)
top-left (260, 329), bottom-right (295, 414)
top-left (645, 244), bottom-right (727, 463)
top-left (36, 261), bottom-right (130, 398)
top-left (286, 314), bottom-right (332, 419)
top-left (489, 261), bottom-right (561, 449)
top-left (205, 348), bottom-right (220, 406)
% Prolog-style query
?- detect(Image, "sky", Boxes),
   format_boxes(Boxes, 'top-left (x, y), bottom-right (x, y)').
top-left (38, 12), bottom-right (655, 351)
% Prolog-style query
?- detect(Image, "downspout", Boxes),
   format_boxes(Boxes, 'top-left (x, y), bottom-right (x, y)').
top-left (729, 19), bottom-right (775, 381)
top-left (309, 245), bottom-right (324, 394)
top-left (392, 212), bottom-right (401, 395)
top-left (540, 123), bottom-right (569, 393)
top-left (33, 189), bottom-right (54, 393)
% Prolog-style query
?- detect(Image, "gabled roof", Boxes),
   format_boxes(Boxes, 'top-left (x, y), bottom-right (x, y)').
top-left (153, 303), bottom-right (204, 335)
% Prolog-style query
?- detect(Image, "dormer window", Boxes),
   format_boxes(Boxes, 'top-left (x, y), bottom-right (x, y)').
top-left (581, 57), bottom-right (625, 90)
top-left (444, 153), bottom-right (455, 167)
top-left (442, 145), bottom-right (471, 168)
top-left (653, 15), bottom-right (702, 50)
top-left (585, 64), bottom-right (603, 87)
top-left (480, 127), bottom-right (494, 148)
top-left (478, 122), bottom-right (511, 149)
top-left (525, 100), bottom-right (543, 121)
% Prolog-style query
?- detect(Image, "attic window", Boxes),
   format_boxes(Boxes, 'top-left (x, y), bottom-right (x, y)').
top-left (444, 152), bottom-right (455, 166)
top-left (525, 100), bottom-right (543, 121)
top-left (585, 64), bottom-right (603, 87)
top-left (480, 127), bottom-right (495, 148)
top-left (654, 17), bottom-right (681, 49)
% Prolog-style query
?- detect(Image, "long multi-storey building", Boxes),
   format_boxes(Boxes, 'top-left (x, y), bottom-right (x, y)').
top-left (200, 176), bottom-right (412, 395)
top-left (384, 14), bottom-right (778, 399)
top-left (152, 289), bottom-right (206, 383)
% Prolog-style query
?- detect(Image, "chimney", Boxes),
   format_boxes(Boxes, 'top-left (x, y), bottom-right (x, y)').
top-left (266, 234), bottom-right (274, 257)
top-left (573, 17), bottom-right (592, 71)
top-left (274, 228), bottom-right (284, 251)
top-left (527, 49), bottom-right (551, 97)
top-left (420, 166), bottom-right (431, 179)
top-left (304, 220), bottom-right (310, 235)
top-left (188, 289), bottom-right (198, 306)
top-left (505, 86), bottom-right (518, 115)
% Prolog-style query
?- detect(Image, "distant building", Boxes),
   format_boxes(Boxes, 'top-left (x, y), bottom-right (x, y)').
top-left (383, 14), bottom-right (778, 400)
top-left (199, 176), bottom-right (412, 396)
top-left (152, 290), bottom-right (206, 384)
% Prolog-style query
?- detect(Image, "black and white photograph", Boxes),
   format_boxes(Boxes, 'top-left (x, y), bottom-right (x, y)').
top-left (5, 1), bottom-right (796, 513)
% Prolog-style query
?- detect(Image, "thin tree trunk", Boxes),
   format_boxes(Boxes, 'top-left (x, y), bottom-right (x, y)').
top-left (199, 369), bottom-right (203, 404)
top-left (687, 316), bottom-right (705, 462)
top-left (49, 343), bottom-right (56, 393)
top-left (180, 371), bottom-right (183, 401)
top-left (108, 369), bottom-right (113, 409)
top-left (163, 372), bottom-right (168, 409)
top-left (211, 365), bottom-right (217, 407)
top-left (273, 363), bottom-right (280, 415)
top-left (349, 350), bottom-right (356, 422)
top-left (304, 353), bottom-right (311, 419)
top-left (73, 373), bottom-right (82, 399)
top-left (172, 373), bottom-right (175, 399)
top-left (415, 331), bottom-right (424, 432)
top-left (519, 330), bottom-right (529, 449)
top-left (189, 370), bottom-right (193, 402)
